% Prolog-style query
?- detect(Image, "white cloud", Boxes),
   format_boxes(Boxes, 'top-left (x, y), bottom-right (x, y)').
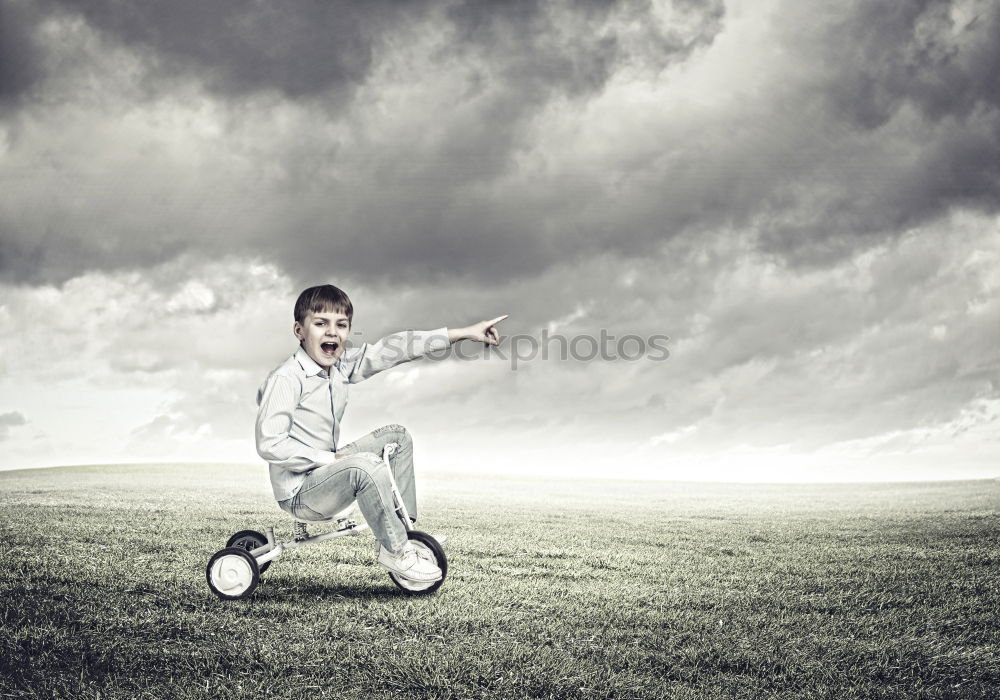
top-left (165, 280), bottom-right (217, 314)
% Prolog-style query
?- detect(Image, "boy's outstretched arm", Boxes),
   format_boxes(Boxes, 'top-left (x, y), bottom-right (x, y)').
top-left (341, 316), bottom-right (509, 385)
top-left (448, 315), bottom-right (508, 346)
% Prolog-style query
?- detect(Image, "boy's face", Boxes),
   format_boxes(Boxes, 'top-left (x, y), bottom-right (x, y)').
top-left (294, 310), bottom-right (351, 370)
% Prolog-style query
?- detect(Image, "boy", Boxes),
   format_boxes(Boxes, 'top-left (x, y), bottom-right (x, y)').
top-left (255, 284), bottom-right (506, 583)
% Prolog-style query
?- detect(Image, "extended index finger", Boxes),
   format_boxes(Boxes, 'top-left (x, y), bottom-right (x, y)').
top-left (485, 314), bottom-right (509, 327)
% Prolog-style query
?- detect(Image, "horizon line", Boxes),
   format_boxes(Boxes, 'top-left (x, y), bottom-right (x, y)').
top-left (1, 461), bottom-right (997, 487)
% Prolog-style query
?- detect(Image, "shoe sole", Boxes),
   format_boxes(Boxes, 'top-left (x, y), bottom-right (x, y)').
top-left (378, 563), bottom-right (442, 583)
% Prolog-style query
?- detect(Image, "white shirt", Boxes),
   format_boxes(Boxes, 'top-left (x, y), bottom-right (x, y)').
top-left (255, 328), bottom-right (449, 501)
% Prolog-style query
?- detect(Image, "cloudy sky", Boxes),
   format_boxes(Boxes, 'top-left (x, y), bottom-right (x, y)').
top-left (1, 0), bottom-right (998, 481)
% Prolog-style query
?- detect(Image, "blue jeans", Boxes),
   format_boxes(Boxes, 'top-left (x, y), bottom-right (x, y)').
top-left (278, 424), bottom-right (417, 553)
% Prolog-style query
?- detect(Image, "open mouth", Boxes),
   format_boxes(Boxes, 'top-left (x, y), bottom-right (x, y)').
top-left (321, 342), bottom-right (339, 356)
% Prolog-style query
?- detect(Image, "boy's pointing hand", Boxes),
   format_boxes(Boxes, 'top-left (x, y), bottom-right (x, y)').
top-left (450, 315), bottom-right (509, 346)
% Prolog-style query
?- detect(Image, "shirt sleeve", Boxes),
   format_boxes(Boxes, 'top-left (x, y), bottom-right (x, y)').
top-left (255, 373), bottom-right (338, 472)
top-left (340, 327), bottom-right (450, 384)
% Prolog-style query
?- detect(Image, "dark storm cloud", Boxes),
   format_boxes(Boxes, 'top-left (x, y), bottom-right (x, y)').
top-left (755, 0), bottom-right (1000, 263)
top-left (0, 0), bottom-right (37, 106)
top-left (0, 0), bottom-right (725, 285)
top-left (446, 0), bottom-right (723, 97)
top-left (3, 0), bottom-right (710, 101)
top-left (2, 0), bottom-right (999, 286)
top-left (812, 1), bottom-right (1000, 125)
top-left (39, 0), bottom-right (406, 100)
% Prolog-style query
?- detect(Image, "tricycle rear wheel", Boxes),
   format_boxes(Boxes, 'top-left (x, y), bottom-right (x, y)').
top-left (226, 530), bottom-right (271, 573)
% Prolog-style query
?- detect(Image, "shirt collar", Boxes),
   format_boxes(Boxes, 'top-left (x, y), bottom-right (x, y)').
top-left (294, 346), bottom-right (328, 378)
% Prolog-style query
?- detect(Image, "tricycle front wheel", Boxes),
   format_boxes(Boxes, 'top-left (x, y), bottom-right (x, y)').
top-left (388, 530), bottom-right (447, 595)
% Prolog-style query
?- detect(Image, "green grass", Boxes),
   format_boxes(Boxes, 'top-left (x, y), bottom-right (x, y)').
top-left (1, 465), bottom-right (998, 699)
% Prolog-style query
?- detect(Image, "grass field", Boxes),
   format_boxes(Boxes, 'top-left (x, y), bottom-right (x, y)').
top-left (1, 465), bottom-right (998, 699)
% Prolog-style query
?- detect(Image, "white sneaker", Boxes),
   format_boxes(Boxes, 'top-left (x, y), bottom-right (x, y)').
top-left (431, 533), bottom-right (448, 546)
top-left (377, 543), bottom-right (442, 583)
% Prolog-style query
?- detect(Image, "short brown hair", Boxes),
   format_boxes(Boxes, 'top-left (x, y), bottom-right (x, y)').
top-left (294, 285), bottom-right (353, 324)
